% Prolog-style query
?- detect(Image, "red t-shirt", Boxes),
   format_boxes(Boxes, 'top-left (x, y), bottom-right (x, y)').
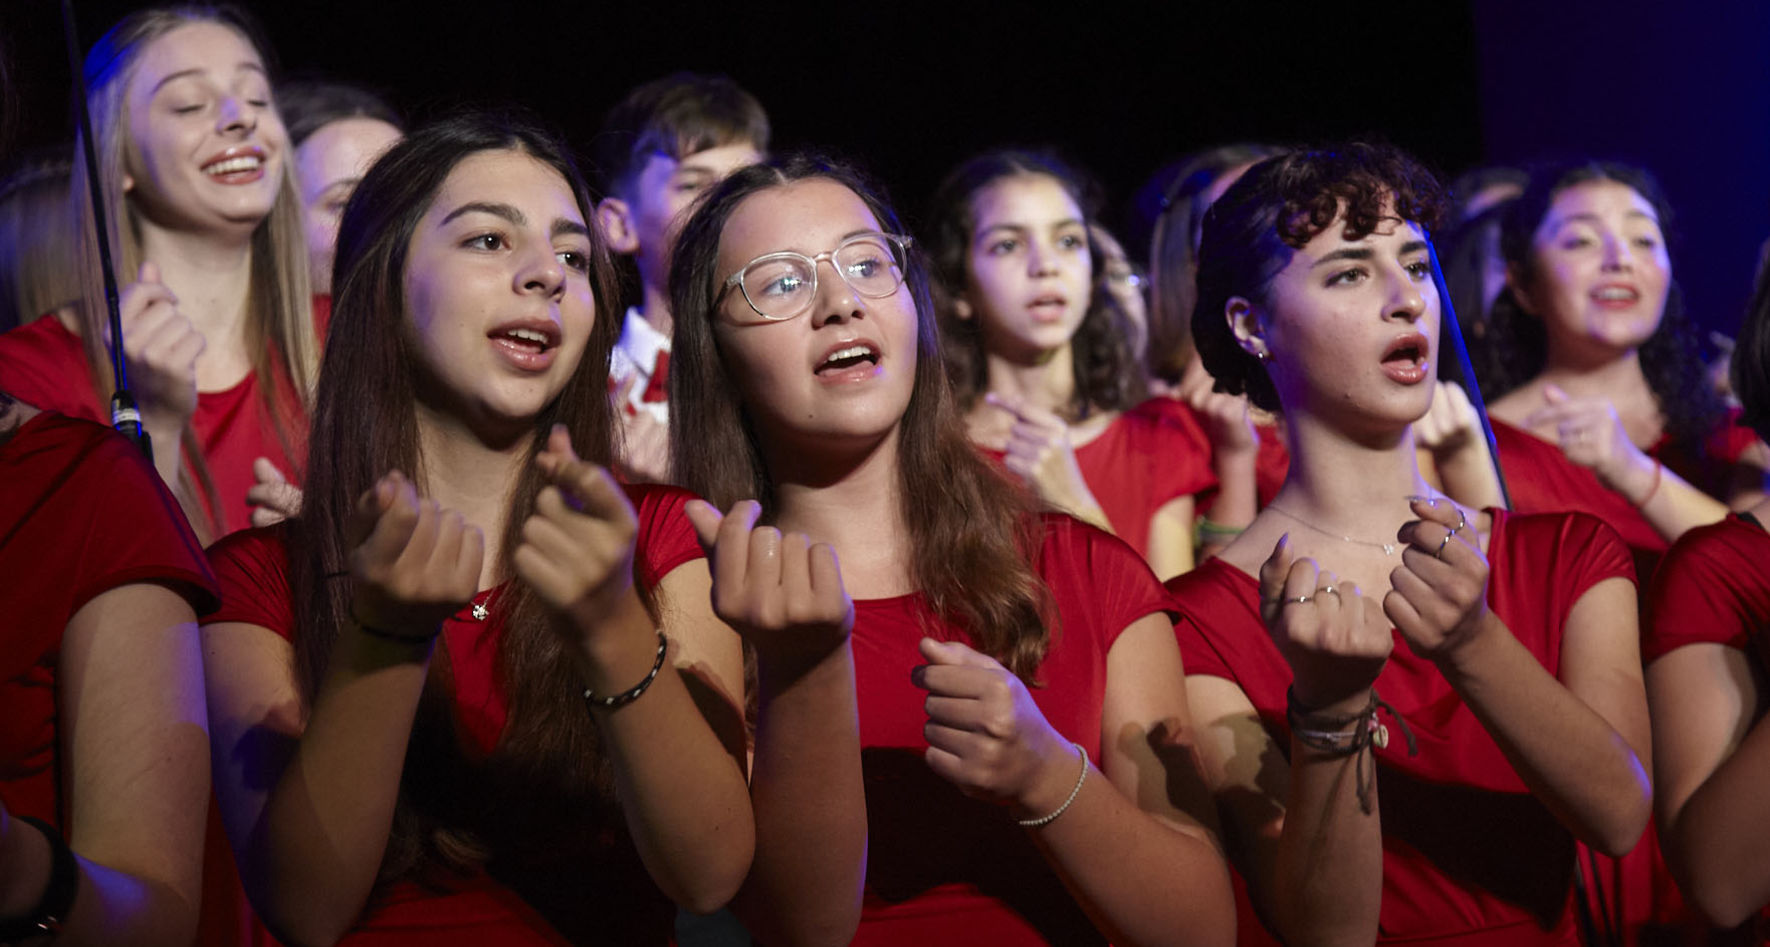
top-left (204, 484), bottom-right (704, 945)
top-left (1645, 513), bottom-right (1770, 943)
top-left (0, 411), bottom-right (216, 829)
top-left (1491, 412), bottom-right (1765, 581)
top-left (0, 297), bottom-right (330, 538)
top-left (983, 397), bottom-right (1216, 558)
top-left (852, 514), bottom-right (1175, 945)
top-left (1170, 509), bottom-right (1633, 945)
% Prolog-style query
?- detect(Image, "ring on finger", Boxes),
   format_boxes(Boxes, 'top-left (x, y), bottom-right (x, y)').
top-left (1316, 584), bottom-right (1339, 597)
top-left (1434, 532), bottom-right (1453, 560)
top-left (1285, 594), bottom-right (1312, 606)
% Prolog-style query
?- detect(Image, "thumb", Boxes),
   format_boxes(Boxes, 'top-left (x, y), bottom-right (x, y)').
top-left (1258, 532), bottom-right (1294, 602)
top-left (917, 636), bottom-right (997, 668)
top-left (684, 499), bottom-right (724, 554)
top-left (1543, 382), bottom-right (1569, 405)
top-left (984, 391), bottom-right (1029, 423)
top-left (253, 457), bottom-right (287, 484)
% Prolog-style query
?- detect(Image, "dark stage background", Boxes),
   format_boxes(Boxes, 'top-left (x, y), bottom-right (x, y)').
top-left (4, 0), bottom-right (1767, 340)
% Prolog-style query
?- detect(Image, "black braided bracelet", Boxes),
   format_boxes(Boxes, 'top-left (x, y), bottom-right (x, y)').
top-left (0, 816), bottom-right (79, 941)
top-left (583, 631), bottom-right (668, 711)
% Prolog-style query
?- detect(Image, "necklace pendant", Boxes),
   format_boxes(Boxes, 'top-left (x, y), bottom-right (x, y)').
top-left (471, 602), bottom-right (488, 621)
top-left (1381, 543), bottom-right (1395, 556)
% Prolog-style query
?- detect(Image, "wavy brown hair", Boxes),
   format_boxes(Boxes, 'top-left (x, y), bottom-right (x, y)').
top-left (284, 110), bottom-right (634, 888)
top-left (1193, 142), bottom-right (1451, 413)
top-left (667, 153), bottom-right (1054, 681)
top-left (927, 149), bottom-right (1146, 421)
top-left (73, 5), bottom-right (317, 539)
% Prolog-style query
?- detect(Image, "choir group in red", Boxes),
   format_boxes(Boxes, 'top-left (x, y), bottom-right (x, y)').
top-left (4, 6), bottom-right (1770, 946)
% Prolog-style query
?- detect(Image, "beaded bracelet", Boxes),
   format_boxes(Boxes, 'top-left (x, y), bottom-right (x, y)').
top-left (583, 630), bottom-right (668, 711)
top-left (0, 816), bottom-right (78, 941)
top-left (1017, 742), bottom-right (1089, 828)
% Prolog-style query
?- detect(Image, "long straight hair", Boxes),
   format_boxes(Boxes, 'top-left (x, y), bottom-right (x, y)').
top-left (73, 5), bottom-right (317, 539)
top-left (284, 110), bottom-right (629, 880)
top-left (667, 154), bottom-right (1053, 680)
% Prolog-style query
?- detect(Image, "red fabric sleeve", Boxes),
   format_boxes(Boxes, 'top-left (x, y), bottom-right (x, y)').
top-left (0, 315), bottom-right (104, 422)
top-left (1166, 562), bottom-right (1261, 683)
top-left (204, 527), bottom-right (295, 636)
top-left (1645, 516), bottom-right (1770, 662)
top-left (626, 483), bottom-right (705, 588)
top-left (1038, 514), bottom-right (1178, 654)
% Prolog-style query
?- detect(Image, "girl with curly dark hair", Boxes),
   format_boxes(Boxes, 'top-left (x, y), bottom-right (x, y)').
top-left (1479, 162), bottom-right (1770, 573)
top-left (930, 149), bottom-right (1216, 580)
top-left (1173, 142), bottom-right (1651, 945)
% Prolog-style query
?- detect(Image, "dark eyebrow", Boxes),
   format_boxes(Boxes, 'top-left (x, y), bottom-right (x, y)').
top-left (553, 220), bottom-right (589, 239)
top-left (441, 202), bottom-right (525, 227)
top-left (150, 62), bottom-right (265, 96)
top-left (1551, 210), bottom-right (1660, 231)
top-left (1312, 239), bottom-right (1429, 268)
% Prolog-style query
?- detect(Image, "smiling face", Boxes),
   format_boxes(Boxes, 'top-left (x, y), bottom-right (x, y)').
top-left (710, 177), bottom-right (920, 454)
top-left (1517, 178), bottom-right (1670, 363)
top-left (122, 20), bottom-right (288, 235)
top-left (961, 173), bottom-right (1093, 361)
top-left (1239, 203), bottom-right (1439, 435)
top-left (402, 148), bottom-right (596, 439)
top-left (295, 116), bottom-right (404, 292)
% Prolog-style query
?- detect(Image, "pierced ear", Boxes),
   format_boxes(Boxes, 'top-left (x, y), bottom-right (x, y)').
top-left (596, 197), bottom-right (639, 255)
top-left (1226, 296), bottom-right (1269, 361)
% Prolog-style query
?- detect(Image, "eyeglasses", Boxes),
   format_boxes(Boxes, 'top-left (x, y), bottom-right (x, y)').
top-left (721, 232), bottom-right (913, 322)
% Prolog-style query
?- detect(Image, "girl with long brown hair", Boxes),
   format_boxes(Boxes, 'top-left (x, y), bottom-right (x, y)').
top-left (200, 111), bottom-right (752, 945)
top-left (667, 152), bottom-right (1233, 946)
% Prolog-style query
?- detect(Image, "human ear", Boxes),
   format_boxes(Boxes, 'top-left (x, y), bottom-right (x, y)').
top-left (1503, 262), bottom-right (1537, 314)
top-left (1227, 296), bottom-right (1269, 361)
top-left (596, 197), bottom-right (639, 255)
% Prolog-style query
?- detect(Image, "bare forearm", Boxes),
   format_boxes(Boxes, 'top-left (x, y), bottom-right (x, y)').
top-left (1267, 740), bottom-right (1384, 946)
top-left (1029, 760), bottom-right (1235, 947)
top-left (584, 605), bottom-right (753, 914)
top-left (1210, 453), bottom-right (1259, 530)
top-left (1664, 714), bottom-right (1770, 926)
top-left (1438, 621), bottom-right (1650, 854)
top-left (252, 634), bottom-right (431, 945)
top-left (732, 644), bottom-right (866, 946)
top-left (1608, 458), bottom-right (1726, 544)
top-left (0, 818), bottom-right (197, 947)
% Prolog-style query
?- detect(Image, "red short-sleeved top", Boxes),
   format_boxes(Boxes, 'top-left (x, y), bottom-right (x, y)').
top-left (1170, 509), bottom-right (1634, 945)
top-left (1491, 412), bottom-right (1766, 580)
top-left (0, 411), bottom-right (217, 829)
top-left (0, 297), bottom-right (331, 538)
top-left (852, 514), bottom-right (1176, 945)
top-left (1645, 513), bottom-right (1770, 664)
top-left (204, 483), bottom-right (704, 946)
top-left (983, 397), bottom-right (1216, 558)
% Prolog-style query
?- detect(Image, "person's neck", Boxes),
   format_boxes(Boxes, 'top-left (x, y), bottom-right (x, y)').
top-left (1539, 348), bottom-right (1653, 410)
top-left (414, 406), bottom-right (531, 590)
top-left (766, 427), bottom-right (913, 598)
top-left (983, 342), bottom-right (1076, 415)
top-left (1267, 411), bottom-right (1436, 536)
top-left (137, 222), bottom-right (255, 385)
top-left (637, 282), bottom-right (673, 338)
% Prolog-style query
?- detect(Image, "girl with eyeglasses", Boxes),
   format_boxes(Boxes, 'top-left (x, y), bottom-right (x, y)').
top-left (929, 150), bottom-right (1219, 581)
top-left (666, 153), bottom-right (1234, 946)
top-left (1170, 143), bottom-right (1651, 946)
top-left (200, 111), bottom-right (753, 945)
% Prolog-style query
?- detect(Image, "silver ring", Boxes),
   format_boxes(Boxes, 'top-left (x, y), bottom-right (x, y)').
top-left (1317, 584), bottom-right (1340, 596)
top-left (1434, 532), bottom-right (1452, 560)
top-left (1453, 508), bottom-right (1468, 534)
top-left (1285, 594), bottom-right (1312, 606)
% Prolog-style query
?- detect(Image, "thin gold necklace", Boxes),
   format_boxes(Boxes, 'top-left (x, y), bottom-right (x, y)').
top-left (1261, 498), bottom-right (1441, 558)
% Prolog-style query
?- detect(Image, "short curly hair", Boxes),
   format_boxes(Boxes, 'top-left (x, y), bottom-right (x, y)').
top-left (1192, 142), bottom-right (1450, 412)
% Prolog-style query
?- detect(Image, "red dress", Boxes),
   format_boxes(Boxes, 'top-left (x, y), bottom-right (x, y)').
top-left (0, 410), bottom-right (217, 828)
top-left (1644, 513), bottom-right (1770, 943)
top-left (0, 297), bottom-right (330, 538)
top-left (852, 514), bottom-right (1176, 945)
top-left (204, 484), bottom-right (705, 945)
top-left (983, 397), bottom-right (1216, 558)
top-left (1170, 509), bottom-right (1633, 945)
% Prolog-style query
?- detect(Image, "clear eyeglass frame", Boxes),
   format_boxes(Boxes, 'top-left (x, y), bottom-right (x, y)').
top-left (719, 231), bottom-right (914, 323)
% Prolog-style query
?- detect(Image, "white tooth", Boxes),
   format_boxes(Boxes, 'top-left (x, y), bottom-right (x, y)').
top-left (822, 345), bottom-right (870, 365)
top-left (205, 155), bottom-right (262, 175)
top-left (507, 329), bottom-right (548, 344)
